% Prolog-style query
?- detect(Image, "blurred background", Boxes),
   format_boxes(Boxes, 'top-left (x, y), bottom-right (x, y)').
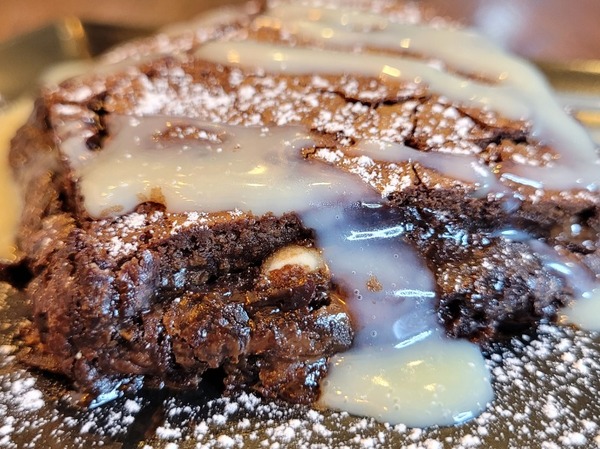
top-left (1, 0), bottom-right (599, 61)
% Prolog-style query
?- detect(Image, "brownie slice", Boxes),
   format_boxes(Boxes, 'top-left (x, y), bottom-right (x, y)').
top-left (9, 0), bottom-right (600, 403)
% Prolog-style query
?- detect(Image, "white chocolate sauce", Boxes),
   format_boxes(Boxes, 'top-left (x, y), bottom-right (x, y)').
top-left (69, 115), bottom-right (493, 426)
top-left (74, 116), bottom-right (512, 218)
top-left (351, 140), bottom-right (508, 197)
top-left (300, 204), bottom-right (492, 425)
top-left (321, 332), bottom-right (492, 427)
top-left (562, 292), bottom-right (600, 332)
top-left (0, 99), bottom-right (33, 262)
top-left (196, 4), bottom-right (600, 192)
top-left (76, 116), bottom-right (373, 218)
top-left (196, 41), bottom-right (532, 124)
top-left (300, 204), bottom-right (439, 347)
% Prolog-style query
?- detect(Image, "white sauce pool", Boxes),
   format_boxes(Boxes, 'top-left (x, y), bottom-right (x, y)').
top-left (321, 332), bottom-right (492, 427)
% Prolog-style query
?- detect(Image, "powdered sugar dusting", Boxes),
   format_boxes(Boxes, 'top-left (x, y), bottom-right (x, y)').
top-left (0, 366), bottom-right (144, 449)
top-left (2, 317), bottom-right (593, 448)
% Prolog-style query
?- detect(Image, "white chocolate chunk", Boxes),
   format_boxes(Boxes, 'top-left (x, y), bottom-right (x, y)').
top-left (263, 245), bottom-right (327, 274)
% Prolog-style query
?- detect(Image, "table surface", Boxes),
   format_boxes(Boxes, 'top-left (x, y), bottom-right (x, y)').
top-left (1, 0), bottom-right (600, 62)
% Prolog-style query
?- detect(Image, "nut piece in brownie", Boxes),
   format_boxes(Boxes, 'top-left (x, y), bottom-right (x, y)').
top-left (9, 0), bottom-right (600, 408)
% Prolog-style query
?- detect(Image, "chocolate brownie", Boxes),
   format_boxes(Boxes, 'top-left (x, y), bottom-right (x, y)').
top-left (9, 0), bottom-right (600, 406)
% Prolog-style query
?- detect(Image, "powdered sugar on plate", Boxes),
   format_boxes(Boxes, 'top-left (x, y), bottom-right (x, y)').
top-left (1, 281), bottom-right (599, 448)
top-left (137, 323), bottom-right (600, 448)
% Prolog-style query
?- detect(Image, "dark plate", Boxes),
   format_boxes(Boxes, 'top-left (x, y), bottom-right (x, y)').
top-left (2, 284), bottom-right (599, 449)
top-left (1, 16), bottom-right (600, 449)
top-left (0, 18), bottom-right (153, 103)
